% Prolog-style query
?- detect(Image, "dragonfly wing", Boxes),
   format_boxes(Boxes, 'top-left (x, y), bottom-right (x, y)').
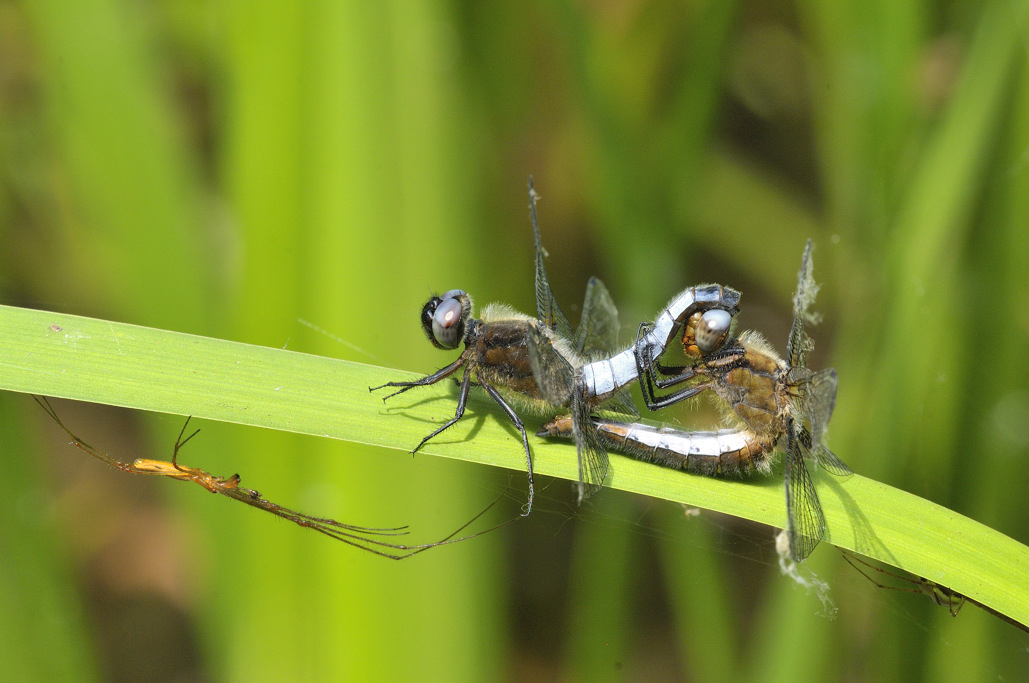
top-left (784, 421), bottom-right (826, 562)
top-left (805, 367), bottom-right (838, 447)
top-left (787, 239), bottom-right (819, 368)
top-left (573, 276), bottom-right (620, 358)
top-left (786, 308), bottom-right (810, 370)
top-left (526, 324), bottom-right (575, 406)
top-left (530, 179), bottom-right (573, 340)
top-left (796, 424), bottom-right (852, 477)
top-left (574, 278), bottom-right (639, 418)
top-left (813, 443), bottom-right (853, 477)
top-left (572, 393), bottom-right (609, 503)
top-left (596, 386), bottom-right (640, 420)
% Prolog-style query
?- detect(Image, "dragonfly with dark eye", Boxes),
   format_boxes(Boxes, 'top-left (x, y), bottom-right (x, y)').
top-left (34, 396), bottom-right (500, 559)
top-left (841, 550), bottom-right (1029, 633)
top-left (371, 181), bottom-right (742, 510)
top-left (540, 240), bottom-right (851, 561)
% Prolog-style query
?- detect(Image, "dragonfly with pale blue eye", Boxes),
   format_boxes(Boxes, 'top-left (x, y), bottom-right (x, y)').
top-left (371, 181), bottom-right (633, 514)
top-left (371, 180), bottom-right (743, 510)
top-left (34, 396), bottom-right (502, 559)
top-left (540, 240), bottom-right (851, 562)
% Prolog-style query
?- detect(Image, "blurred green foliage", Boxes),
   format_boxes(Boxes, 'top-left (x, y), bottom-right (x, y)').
top-left (1, 0), bottom-right (1027, 681)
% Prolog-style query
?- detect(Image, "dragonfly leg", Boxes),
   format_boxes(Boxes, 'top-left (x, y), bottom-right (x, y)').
top-left (650, 361), bottom-right (699, 389)
top-left (481, 383), bottom-right (534, 516)
top-left (634, 321), bottom-right (704, 409)
top-left (634, 322), bottom-right (664, 408)
top-left (644, 382), bottom-right (714, 410)
top-left (370, 357), bottom-right (465, 401)
top-left (410, 369), bottom-right (473, 454)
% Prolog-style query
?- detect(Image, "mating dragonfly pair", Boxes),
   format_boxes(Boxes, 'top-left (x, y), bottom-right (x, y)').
top-left (372, 180), bottom-right (852, 562)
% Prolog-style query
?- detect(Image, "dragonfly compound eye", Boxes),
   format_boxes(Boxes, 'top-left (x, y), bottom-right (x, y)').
top-left (427, 290), bottom-right (467, 349)
top-left (695, 309), bottom-right (732, 353)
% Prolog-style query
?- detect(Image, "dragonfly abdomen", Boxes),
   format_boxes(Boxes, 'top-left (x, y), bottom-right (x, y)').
top-left (578, 347), bottom-right (638, 401)
top-left (600, 423), bottom-right (773, 476)
top-left (538, 416), bottom-right (773, 477)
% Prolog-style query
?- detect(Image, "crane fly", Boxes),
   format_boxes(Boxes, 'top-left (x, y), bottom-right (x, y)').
top-left (841, 550), bottom-right (1028, 633)
top-left (34, 396), bottom-right (502, 559)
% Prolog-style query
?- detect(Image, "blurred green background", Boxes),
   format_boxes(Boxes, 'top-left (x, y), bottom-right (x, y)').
top-left (2, 0), bottom-right (1028, 680)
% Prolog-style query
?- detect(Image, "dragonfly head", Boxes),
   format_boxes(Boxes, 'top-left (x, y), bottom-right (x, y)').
top-left (421, 289), bottom-right (473, 350)
top-left (682, 308), bottom-right (733, 357)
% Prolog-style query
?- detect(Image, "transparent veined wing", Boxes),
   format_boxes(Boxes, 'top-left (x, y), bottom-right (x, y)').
top-left (529, 178), bottom-right (573, 341)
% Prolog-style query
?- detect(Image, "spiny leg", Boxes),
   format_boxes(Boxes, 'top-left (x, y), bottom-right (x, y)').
top-left (370, 357), bottom-right (465, 401)
top-left (410, 369), bottom-right (472, 455)
top-left (637, 324), bottom-right (702, 390)
top-left (634, 322), bottom-right (661, 407)
top-left (480, 383), bottom-right (534, 516)
top-left (634, 322), bottom-right (707, 409)
top-left (643, 376), bottom-right (713, 410)
top-left (638, 349), bottom-right (723, 409)
top-left (651, 362), bottom-right (700, 386)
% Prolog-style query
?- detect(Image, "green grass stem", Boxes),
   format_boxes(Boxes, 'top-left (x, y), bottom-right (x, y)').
top-left (3, 302), bottom-right (1025, 629)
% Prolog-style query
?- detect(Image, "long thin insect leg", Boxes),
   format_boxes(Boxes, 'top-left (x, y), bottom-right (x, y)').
top-left (315, 486), bottom-right (518, 559)
top-left (844, 551), bottom-right (1028, 632)
top-left (634, 323), bottom-right (712, 409)
top-left (369, 357), bottom-right (465, 401)
top-left (842, 551), bottom-right (929, 594)
top-left (170, 417), bottom-right (201, 469)
top-left (651, 362), bottom-right (699, 385)
top-left (410, 369), bottom-right (472, 454)
top-left (482, 382), bottom-right (534, 516)
top-left (643, 383), bottom-right (714, 410)
top-left (159, 417), bottom-right (230, 493)
top-left (841, 551), bottom-right (966, 616)
top-left (379, 486), bottom-right (519, 559)
top-left (34, 395), bottom-right (143, 474)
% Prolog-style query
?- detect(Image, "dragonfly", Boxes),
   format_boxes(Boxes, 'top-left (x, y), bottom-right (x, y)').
top-left (34, 396), bottom-right (501, 559)
top-left (371, 180), bottom-right (634, 513)
top-left (841, 550), bottom-right (1029, 633)
top-left (372, 180), bottom-right (742, 509)
top-left (540, 240), bottom-right (851, 561)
